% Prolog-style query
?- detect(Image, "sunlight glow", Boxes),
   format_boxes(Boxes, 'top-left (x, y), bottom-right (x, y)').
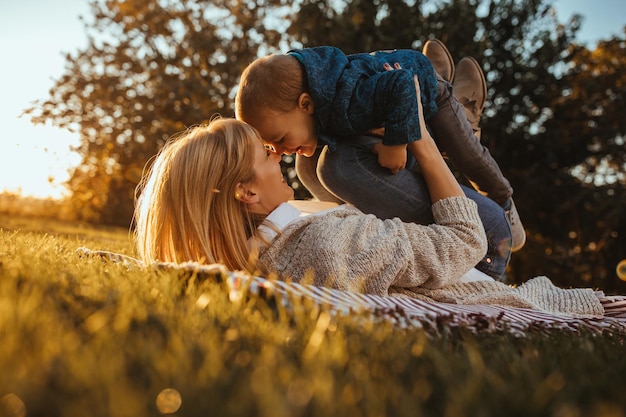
top-left (1, 1), bottom-right (88, 200)
top-left (617, 260), bottom-right (626, 282)
top-left (0, 393), bottom-right (26, 417)
top-left (0, 123), bottom-right (81, 199)
top-left (156, 388), bottom-right (182, 414)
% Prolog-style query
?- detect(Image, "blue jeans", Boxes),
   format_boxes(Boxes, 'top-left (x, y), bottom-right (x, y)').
top-left (428, 74), bottom-right (512, 205)
top-left (296, 135), bottom-right (512, 280)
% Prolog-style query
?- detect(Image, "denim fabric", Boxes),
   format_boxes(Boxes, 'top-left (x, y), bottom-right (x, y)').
top-left (429, 74), bottom-right (513, 205)
top-left (296, 137), bottom-right (513, 281)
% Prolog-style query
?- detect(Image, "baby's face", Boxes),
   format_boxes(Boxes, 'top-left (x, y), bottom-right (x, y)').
top-left (253, 107), bottom-right (318, 157)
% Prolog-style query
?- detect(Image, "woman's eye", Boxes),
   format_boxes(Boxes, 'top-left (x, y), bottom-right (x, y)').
top-left (264, 144), bottom-right (275, 156)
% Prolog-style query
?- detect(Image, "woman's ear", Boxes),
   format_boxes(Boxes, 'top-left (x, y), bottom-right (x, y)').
top-left (297, 93), bottom-right (315, 114)
top-left (234, 183), bottom-right (259, 205)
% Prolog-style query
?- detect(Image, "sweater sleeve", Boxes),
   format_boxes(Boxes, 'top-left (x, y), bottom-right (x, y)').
top-left (388, 196), bottom-right (488, 291)
top-left (257, 196), bottom-right (487, 296)
top-left (397, 276), bottom-right (604, 318)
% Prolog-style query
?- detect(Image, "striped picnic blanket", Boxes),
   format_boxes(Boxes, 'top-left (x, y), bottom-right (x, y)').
top-left (77, 247), bottom-right (626, 336)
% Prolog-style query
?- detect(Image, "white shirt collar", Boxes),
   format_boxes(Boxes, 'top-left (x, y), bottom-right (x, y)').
top-left (459, 268), bottom-right (494, 283)
top-left (257, 202), bottom-right (303, 242)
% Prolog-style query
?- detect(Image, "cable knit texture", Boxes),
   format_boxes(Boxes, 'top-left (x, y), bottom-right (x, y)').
top-left (258, 196), bottom-right (487, 295)
top-left (394, 276), bottom-right (604, 318)
top-left (258, 196), bottom-right (604, 318)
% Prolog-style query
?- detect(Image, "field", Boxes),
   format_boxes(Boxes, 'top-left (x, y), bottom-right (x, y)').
top-left (1, 213), bottom-right (625, 417)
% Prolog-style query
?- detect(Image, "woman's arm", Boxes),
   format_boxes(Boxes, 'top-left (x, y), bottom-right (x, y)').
top-left (408, 75), bottom-right (465, 202)
top-left (371, 75), bottom-right (464, 201)
top-left (258, 201), bottom-right (487, 295)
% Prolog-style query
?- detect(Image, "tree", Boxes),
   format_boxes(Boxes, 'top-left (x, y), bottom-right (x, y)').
top-left (27, 0), bottom-right (288, 225)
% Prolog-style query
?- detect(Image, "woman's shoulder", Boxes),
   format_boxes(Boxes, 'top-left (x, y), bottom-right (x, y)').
top-left (287, 203), bottom-right (365, 228)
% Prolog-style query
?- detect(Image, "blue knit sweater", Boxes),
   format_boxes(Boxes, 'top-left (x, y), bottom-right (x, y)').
top-left (288, 46), bottom-right (439, 150)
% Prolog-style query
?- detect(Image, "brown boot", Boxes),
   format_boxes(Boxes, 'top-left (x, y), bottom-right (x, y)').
top-left (423, 38), bottom-right (455, 82)
top-left (453, 57), bottom-right (486, 140)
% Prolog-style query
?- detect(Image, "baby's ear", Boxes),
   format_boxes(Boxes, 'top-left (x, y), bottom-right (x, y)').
top-left (298, 93), bottom-right (315, 114)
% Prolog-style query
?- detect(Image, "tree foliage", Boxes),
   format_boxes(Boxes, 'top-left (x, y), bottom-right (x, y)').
top-left (27, 0), bottom-right (289, 224)
top-left (509, 36), bottom-right (626, 292)
top-left (27, 0), bottom-right (626, 291)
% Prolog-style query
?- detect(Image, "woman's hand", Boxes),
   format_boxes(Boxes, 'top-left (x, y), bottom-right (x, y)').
top-left (368, 61), bottom-right (410, 174)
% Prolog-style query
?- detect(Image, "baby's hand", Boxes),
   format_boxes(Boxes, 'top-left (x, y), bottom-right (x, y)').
top-left (372, 143), bottom-right (408, 174)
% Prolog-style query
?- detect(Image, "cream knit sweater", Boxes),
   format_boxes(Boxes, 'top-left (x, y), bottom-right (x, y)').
top-left (393, 276), bottom-right (604, 318)
top-left (258, 196), bottom-right (604, 318)
top-left (259, 196), bottom-right (487, 295)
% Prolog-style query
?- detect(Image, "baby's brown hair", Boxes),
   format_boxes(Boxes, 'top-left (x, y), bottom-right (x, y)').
top-left (235, 54), bottom-right (306, 123)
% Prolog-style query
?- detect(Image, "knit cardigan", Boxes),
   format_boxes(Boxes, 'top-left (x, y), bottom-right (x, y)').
top-left (257, 197), bottom-right (604, 318)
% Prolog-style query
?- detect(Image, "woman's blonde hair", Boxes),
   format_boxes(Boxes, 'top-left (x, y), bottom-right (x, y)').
top-left (235, 54), bottom-right (305, 122)
top-left (134, 118), bottom-right (266, 271)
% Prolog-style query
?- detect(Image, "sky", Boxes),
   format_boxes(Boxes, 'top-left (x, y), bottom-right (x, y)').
top-left (1, 1), bottom-right (625, 199)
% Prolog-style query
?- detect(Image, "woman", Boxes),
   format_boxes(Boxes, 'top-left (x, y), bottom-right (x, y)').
top-left (135, 77), bottom-right (489, 295)
top-left (134, 77), bottom-right (624, 318)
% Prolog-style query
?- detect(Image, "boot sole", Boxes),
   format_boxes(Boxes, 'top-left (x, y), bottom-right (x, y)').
top-left (458, 56), bottom-right (487, 110)
top-left (424, 39), bottom-right (455, 82)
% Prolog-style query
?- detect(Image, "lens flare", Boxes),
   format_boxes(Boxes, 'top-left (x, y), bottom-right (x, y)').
top-left (1, 394), bottom-right (26, 417)
top-left (156, 388), bottom-right (182, 414)
top-left (617, 259), bottom-right (626, 282)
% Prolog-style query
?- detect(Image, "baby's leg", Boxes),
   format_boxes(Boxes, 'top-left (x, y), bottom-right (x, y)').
top-left (428, 74), bottom-right (513, 206)
top-left (295, 149), bottom-right (343, 203)
top-left (319, 136), bottom-right (433, 222)
top-left (317, 135), bottom-right (512, 281)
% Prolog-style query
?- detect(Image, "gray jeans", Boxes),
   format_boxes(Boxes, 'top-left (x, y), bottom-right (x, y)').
top-left (427, 74), bottom-right (512, 205)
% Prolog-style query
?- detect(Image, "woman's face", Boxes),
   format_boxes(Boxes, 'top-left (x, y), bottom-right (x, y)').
top-left (244, 137), bottom-right (294, 214)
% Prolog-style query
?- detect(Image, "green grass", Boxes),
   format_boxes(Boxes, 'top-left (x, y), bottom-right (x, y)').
top-left (1, 214), bottom-right (625, 417)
